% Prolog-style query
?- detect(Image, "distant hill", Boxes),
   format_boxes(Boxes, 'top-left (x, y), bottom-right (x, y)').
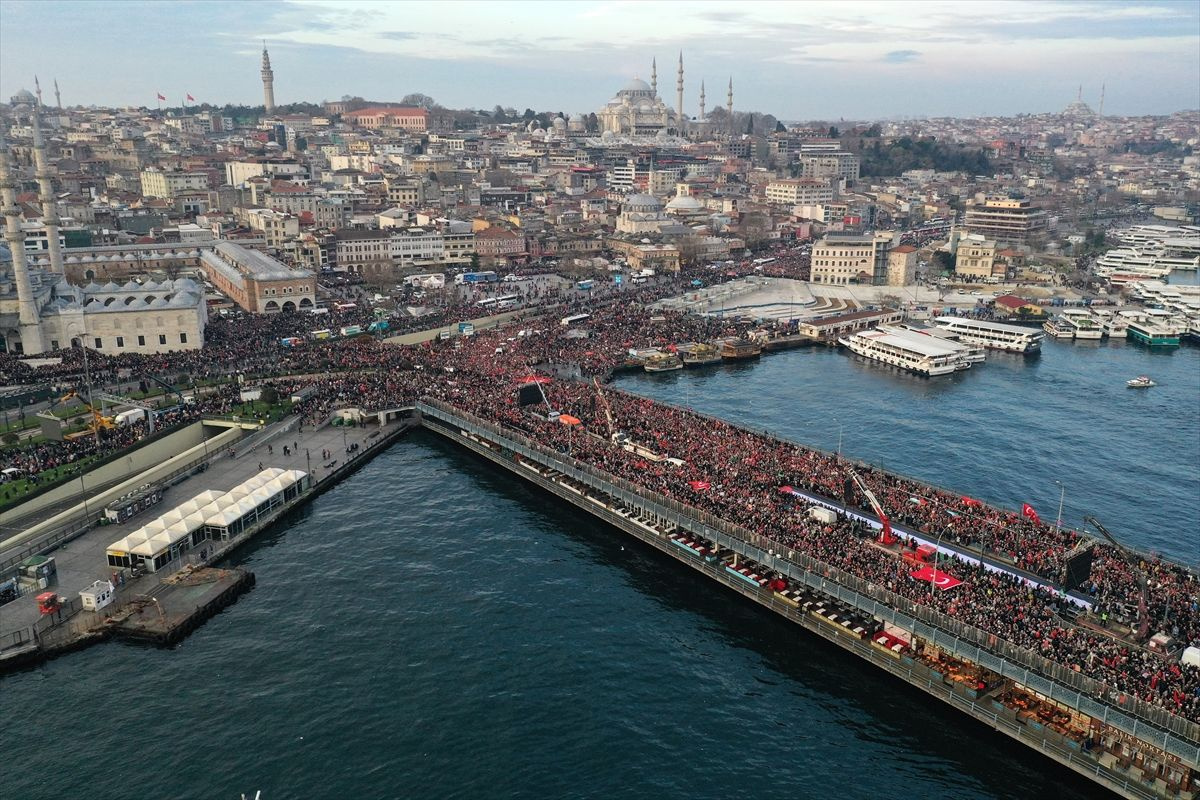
top-left (860, 137), bottom-right (991, 177)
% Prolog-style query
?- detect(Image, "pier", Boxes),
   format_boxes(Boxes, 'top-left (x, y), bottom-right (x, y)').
top-left (0, 413), bottom-right (416, 671)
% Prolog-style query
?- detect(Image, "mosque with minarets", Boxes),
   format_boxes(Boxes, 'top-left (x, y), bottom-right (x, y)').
top-left (595, 53), bottom-right (729, 141)
top-left (1, 99), bottom-right (206, 356)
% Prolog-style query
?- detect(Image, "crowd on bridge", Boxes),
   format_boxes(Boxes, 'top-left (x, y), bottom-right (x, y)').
top-left (2, 264), bottom-right (1197, 727)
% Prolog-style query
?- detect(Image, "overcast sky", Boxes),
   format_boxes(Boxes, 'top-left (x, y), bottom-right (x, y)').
top-left (2, 0), bottom-right (1197, 119)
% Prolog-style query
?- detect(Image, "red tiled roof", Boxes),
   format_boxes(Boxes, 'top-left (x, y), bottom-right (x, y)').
top-left (994, 294), bottom-right (1028, 309)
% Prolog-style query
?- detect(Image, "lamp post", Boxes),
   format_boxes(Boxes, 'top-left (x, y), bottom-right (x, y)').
top-left (831, 416), bottom-right (843, 458)
top-left (1054, 480), bottom-right (1066, 536)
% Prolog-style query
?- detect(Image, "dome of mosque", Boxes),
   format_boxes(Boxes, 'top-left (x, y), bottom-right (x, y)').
top-left (666, 194), bottom-right (704, 212)
top-left (622, 78), bottom-right (652, 93)
top-left (623, 193), bottom-right (662, 212)
top-left (551, 116), bottom-right (567, 130)
top-left (10, 89), bottom-right (35, 104)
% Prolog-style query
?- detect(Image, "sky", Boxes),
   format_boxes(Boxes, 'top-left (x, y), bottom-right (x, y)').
top-left (2, 0), bottom-right (1197, 119)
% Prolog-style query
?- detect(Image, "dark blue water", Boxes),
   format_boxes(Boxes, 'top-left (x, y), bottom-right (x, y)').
top-left (613, 338), bottom-right (1200, 564)
top-left (2, 340), bottom-right (1195, 799)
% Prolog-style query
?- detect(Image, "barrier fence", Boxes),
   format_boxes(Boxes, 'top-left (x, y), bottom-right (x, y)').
top-left (418, 399), bottom-right (1200, 763)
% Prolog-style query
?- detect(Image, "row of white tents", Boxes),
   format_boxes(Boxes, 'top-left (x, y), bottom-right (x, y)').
top-left (106, 468), bottom-right (309, 572)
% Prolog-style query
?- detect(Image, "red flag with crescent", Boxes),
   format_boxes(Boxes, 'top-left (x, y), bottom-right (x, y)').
top-left (1022, 503), bottom-right (1041, 525)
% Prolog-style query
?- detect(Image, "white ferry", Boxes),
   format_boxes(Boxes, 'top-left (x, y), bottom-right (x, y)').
top-left (933, 317), bottom-right (1044, 354)
top-left (1060, 309), bottom-right (1104, 340)
top-left (888, 323), bottom-right (986, 364)
top-left (1043, 316), bottom-right (1075, 340)
top-left (839, 329), bottom-right (971, 376)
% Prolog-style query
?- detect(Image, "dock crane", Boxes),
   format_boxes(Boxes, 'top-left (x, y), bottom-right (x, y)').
top-left (845, 463), bottom-right (896, 545)
top-left (1084, 515), bottom-right (1151, 642)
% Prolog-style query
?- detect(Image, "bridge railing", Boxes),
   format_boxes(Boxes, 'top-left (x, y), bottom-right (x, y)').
top-left (418, 398), bottom-right (1200, 758)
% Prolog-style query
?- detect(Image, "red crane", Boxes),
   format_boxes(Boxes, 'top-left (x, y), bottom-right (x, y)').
top-left (846, 464), bottom-right (896, 545)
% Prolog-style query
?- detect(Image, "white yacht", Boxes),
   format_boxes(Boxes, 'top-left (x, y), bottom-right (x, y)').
top-left (934, 317), bottom-right (1044, 354)
top-left (839, 328), bottom-right (971, 376)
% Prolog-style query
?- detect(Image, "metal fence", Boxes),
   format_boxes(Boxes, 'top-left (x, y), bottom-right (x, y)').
top-left (418, 400), bottom-right (1200, 760)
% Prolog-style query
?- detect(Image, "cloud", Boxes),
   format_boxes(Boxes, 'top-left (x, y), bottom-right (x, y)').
top-left (379, 31), bottom-right (418, 41)
top-left (882, 49), bottom-right (921, 63)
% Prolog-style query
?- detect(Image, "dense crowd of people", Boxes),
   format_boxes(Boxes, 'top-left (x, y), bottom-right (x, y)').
top-left (2, 269), bottom-right (1196, 726)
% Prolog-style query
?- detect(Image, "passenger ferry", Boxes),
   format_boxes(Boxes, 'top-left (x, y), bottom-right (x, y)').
top-left (839, 328), bottom-right (971, 376)
top-left (886, 323), bottom-right (985, 364)
top-left (1126, 320), bottom-right (1180, 347)
top-left (1042, 316), bottom-right (1075, 340)
top-left (933, 316), bottom-right (1043, 354)
top-left (1060, 309), bottom-right (1103, 340)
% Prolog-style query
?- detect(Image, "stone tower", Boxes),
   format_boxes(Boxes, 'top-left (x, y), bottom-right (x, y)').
top-left (261, 43), bottom-right (276, 114)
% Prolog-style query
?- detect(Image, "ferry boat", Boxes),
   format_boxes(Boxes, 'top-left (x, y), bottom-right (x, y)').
top-left (1060, 309), bottom-right (1103, 340)
top-left (839, 328), bottom-right (971, 376)
top-left (1090, 308), bottom-right (1131, 338)
top-left (719, 337), bottom-right (763, 360)
top-left (933, 316), bottom-right (1043, 354)
top-left (1042, 316), bottom-right (1075, 340)
top-left (1127, 376), bottom-right (1156, 388)
top-left (677, 342), bottom-right (723, 367)
top-left (1126, 320), bottom-right (1180, 347)
top-left (885, 323), bottom-right (985, 364)
top-left (643, 353), bottom-right (683, 373)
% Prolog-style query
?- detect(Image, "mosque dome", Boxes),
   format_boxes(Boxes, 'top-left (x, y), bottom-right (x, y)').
top-left (622, 78), bottom-right (652, 93)
top-left (623, 193), bottom-right (662, 212)
top-left (667, 194), bottom-right (704, 212)
top-left (551, 116), bottom-right (567, 131)
top-left (600, 130), bottom-right (616, 141)
top-left (10, 89), bottom-right (35, 104)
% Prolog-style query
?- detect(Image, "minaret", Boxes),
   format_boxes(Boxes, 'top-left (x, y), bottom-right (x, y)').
top-left (0, 128), bottom-right (45, 354)
top-left (32, 105), bottom-right (65, 276)
top-left (261, 42), bottom-right (276, 114)
top-left (727, 76), bottom-right (733, 115)
top-left (1077, 84), bottom-right (1082, 103)
top-left (1098, 83), bottom-right (1105, 117)
top-left (699, 80), bottom-right (706, 121)
top-left (651, 57), bottom-right (657, 96)
top-left (676, 51), bottom-right (685, 134)
top-left (34, 76), bottom-right (43, 107)
top-left (54, 78), bottom-right (61, 109)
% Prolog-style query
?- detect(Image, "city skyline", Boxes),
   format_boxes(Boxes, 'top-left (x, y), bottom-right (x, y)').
top-left (1, 0), bottom-right (1198, 118)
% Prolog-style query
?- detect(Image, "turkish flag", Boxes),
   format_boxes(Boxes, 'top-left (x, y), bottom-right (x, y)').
top-left (910, 565), bottom-right (964, 590)
top-left (187, 93), bottom-right (195, 101)
top-left (1022, 503), bottom-right (1041, 525)
top-left (688, 480), bottom-right (711, 490)
top-left (157, 93), bottom-right (167, 101)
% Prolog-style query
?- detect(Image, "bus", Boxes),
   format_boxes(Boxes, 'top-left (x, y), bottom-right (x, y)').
top-left (752, 257), bottom-right (777, 268)
top-left (454, 271), bottom-right (500, 285)
top-left (560, 313), bottom-right (591, 326)
top-left (477, 293), bottom-right (520, 309)
top-left (279, 336), bottom-right (304, 347)
top-left (333, 302), bottom-right (357, 312)
top-left (339, 325), bottom-right (363, 337)
top-left (576, 279), bottom-right (595, 290)
top-left (311, 329), bottom-right (333, 340)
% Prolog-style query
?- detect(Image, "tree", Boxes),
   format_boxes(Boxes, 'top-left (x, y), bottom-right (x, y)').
top-left (828, 126), bottom-right (840, 138)
top-left (401, 93), bottom-right (437, 110)
top-left (775, 120), bottom-right (787, 133)
top-left (745, 113), bottom-right (755, 134)
top-left (470, 252), bottom-right (481, 270)
top-left (492, 105), bottom-right (507, 123)
top-left (522, 108), bottom-right (536, 122)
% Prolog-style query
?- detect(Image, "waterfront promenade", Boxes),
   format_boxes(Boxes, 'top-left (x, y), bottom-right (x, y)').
top-left (0, 415), bottom-right (411, 654)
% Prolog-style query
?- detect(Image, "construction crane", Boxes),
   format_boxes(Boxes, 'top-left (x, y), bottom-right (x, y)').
top-left (592, 377), bottom-right (616, 441)
top-left (43, 389), bottom-right (115, 439)
top-left (94, 391), bottom-right (159, 434)
top-left (1084, 515), bottom-right (1150, 642)
top-left (147, 375), bottom-right (186, 405)
top-left (845, 463), bottom-right (896, 545)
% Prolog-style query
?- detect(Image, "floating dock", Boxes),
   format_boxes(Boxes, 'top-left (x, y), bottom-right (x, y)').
top-left (111, 567), bottom-right (255, 645)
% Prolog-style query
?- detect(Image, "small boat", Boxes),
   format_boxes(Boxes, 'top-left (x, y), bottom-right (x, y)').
top-left (1126, 376), bottom-right (1156, 388)
top-left (719, 337), bottom-right (763, 360)
top-left (644, 353), bottom-right (683, 373)
top-left (678, 342), bottom-right (723, 367)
